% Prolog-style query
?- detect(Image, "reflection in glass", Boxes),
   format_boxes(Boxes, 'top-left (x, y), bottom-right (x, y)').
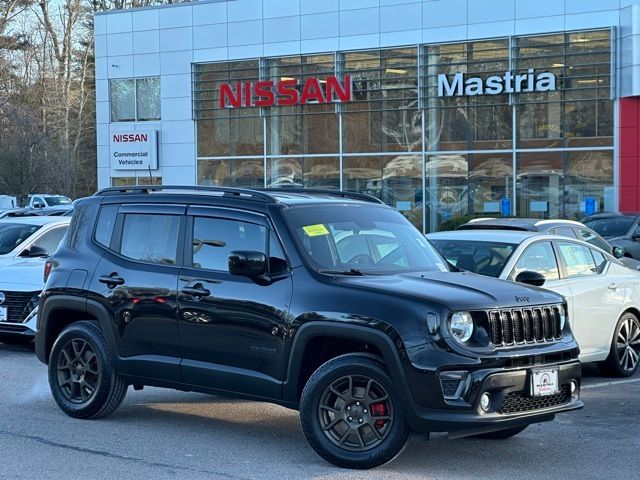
top-left (198, 159), bottom-right (264, 188)
top-left (343, 155), bottom-right (423, 231)
top-left (136, 78), bottom-right (161, 121)
top-left (110, 79), bottom-right (136, 122)
top-left (517, 152), bottom-right (563, 219)
top-left (425, 154), bottom-right (512, 231)
top-left (266, 157), bottom-right (340, 189)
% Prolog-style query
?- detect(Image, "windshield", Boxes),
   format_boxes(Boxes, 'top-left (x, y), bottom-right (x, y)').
top-left (582, 217), bottom-right (635, 238)
top-left (0, 223), bottom-right (41, 255)
top-left (44, 196), bottom-right (72, 206)
top-left (285, 205), bottom-right (449, 274)
top-left (430, 239), bottom-right (517, 278)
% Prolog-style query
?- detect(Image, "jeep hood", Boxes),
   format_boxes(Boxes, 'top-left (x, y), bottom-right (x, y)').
top-left (0, 258), bottom-right (45, 290)
top-left (337, 271), bottom-right (563, 311)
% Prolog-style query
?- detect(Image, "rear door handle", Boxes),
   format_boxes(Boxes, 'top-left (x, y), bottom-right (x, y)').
top-left (181, 284), bottom-right (210, 298)
top-left (608, 283), bottom-right (618, 290)
top-left (98, 274), bottom-right (125, 287)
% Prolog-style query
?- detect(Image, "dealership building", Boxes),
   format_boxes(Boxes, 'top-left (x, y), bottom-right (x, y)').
top-left (96, 0), bottom-right (640, 232)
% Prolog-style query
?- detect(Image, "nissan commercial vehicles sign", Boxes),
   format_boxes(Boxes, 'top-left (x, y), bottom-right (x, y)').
top-left (110, 130), bottom-right (158, 170)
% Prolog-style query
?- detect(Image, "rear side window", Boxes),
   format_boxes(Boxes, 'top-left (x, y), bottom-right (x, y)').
top-left (94, 205), bottom-right (119, 248)
top-left (119, 214), bottom-right (180, 265)
top-left (557, 242), bottom-right (597, 278)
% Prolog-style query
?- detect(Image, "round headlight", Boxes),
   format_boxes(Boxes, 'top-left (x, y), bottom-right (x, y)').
top-left (449, 311), bottom-right (474, 343)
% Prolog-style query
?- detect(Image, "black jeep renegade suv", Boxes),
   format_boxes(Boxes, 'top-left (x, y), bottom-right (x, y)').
top-left (36, 186), bottom-right (583, 469)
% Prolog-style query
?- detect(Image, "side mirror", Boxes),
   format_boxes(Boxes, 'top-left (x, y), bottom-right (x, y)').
top-left (613, 247), bottom-right (625, 259)
top-left (20, 245), bottom-right (49, 258)
top-left (515, 270), bottom-right (546, 287)
top-left (228, 251), bottom-right (267, 278)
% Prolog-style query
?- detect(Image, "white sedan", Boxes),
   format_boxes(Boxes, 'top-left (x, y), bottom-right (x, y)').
top-left (428, 230), bottom-right (640, 377)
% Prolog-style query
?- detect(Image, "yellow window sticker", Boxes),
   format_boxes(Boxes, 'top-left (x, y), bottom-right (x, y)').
top-left (303, 224), bottom-right (330, 237)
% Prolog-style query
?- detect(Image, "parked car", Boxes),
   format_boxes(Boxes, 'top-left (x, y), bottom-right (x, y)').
top-left (582, 213), bottom-right (640, 260)
top-left (459, 217), bottom-right (640, 270)
top-left (0, 208), bottom-right (41, 219)
top-left (0, 195), bottom-right (18, 212)
top-left (428, 230), bottom-right (640, 377)
top-left (0, 217), bottom-right (70, 346)
top-left (35, 186), bottom-right (583, 469)
top-left (0, 261), bottom-right (42, 346)
top-left (27, 194), bottom-right (73, 213)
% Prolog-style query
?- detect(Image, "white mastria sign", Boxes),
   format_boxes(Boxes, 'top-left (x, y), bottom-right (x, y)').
top-left (438, 69), bottom-right (556, 97)
top-left (110, 130), bottom-right (158, 170)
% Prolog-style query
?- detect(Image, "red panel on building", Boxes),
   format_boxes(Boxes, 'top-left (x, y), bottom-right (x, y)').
top-left (619, 98), bottom-right (640, 213)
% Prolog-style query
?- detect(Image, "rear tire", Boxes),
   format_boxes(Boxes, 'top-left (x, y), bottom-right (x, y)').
top-left (299, 353), bottom-right (410, 469)
top-left (471, 425), bottom-right (527, 439)
top-left (48, 321), bottom-right (127, 419)
top-left (598, 312), bottom-right (640, 378)
top-left (0, 334), bottom-right (34, 346)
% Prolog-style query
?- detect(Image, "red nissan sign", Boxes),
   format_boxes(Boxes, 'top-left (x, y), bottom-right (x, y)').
top-left (219, 75), bottom-right (352, 108)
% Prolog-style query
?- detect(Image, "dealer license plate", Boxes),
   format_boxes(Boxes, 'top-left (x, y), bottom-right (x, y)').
top-left (0, 306), bottom-right (7, 322)
top-left (531, 368), bottom-right (559, 397)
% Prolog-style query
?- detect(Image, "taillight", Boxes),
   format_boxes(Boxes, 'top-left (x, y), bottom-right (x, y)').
top-left (44, 260), bottom-right (53, 283)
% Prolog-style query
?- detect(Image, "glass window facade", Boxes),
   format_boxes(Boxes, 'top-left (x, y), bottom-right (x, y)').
top-left (193, 29), bottom-right (614, 233)
top-left (110, 77), bottom-right (160, 122)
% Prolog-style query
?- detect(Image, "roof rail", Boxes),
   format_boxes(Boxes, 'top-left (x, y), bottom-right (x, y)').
top-left (94, 185), bottom-right (278, 203)
top-left (259, 188), bottom-right (385, 204)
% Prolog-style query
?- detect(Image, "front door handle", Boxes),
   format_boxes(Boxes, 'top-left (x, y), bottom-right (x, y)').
top-left (98, 273), bottom-right (125, 287)
top-left (608, 283), bottom-right (618, 290)
top-left (181, 284), bottom-right (211, 298)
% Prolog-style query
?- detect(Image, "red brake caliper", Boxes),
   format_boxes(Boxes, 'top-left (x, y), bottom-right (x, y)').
top-left (370, 401), bottom-right (388, 429)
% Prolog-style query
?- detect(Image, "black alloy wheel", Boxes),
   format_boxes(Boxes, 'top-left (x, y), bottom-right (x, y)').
top-left (48, 321), bottom-right (128, 419)
top-left (300, 353), bottom-right (410, 469)
top-left (318, 374), bottom-right (393, 451)
top-left (56, 338), bottom-right (100, 404)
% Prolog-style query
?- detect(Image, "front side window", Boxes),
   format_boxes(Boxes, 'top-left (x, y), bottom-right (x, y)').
top-left (119, 214), bottom-right (180, 265)
top-left (557, 241), bottom-right (597, 278)
top-left (110, 77), bottom-right (160, 122)
top-left (192, 217), bottom-right (267, 272)
top-left (285, 205), bottom-right (448, 274)
top-left (511, 242), bottom-right (560, 281)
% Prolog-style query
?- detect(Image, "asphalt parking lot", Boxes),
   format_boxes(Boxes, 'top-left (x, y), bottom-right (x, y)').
top-left (0, 344), bottom-right (638, 480)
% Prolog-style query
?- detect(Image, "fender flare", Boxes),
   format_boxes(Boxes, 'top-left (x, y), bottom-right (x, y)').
top-left (282, 321), bottom-right (414, 411)
top-left (36, 295), bottom-right (120, 365)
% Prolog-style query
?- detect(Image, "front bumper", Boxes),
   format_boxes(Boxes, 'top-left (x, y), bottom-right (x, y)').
top-left (0, 310), bottom-right (37, 338)
top-left (403, 360), bottom-right (583, 436)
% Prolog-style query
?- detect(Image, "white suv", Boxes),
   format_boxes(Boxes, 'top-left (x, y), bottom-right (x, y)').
top-left (0, 217), bottom-right (70, 345)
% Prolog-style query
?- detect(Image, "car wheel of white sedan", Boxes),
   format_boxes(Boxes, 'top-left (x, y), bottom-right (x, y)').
top-left (599, 313), bottom-right (640, 377)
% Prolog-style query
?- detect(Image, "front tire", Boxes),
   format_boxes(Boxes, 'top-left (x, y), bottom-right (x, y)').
top-left (48, 321), bottom-right (127, 419)
top-left (599, 312), bottom-right (640, 377)
top-left (472, 425), bottom-right (527, 439)
top-left (299, 353), bottom-right (410, 469)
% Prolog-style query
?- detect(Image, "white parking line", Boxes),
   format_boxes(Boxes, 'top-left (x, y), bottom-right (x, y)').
top-left (582, 377), bottom-right (640, 389)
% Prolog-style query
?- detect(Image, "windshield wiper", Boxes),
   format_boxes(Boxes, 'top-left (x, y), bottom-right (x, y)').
top-left (318, 268), bottom-right (366, 276)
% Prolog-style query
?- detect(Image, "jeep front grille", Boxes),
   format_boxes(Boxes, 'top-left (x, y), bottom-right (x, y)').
top-left (487, 305), bottom-right (563, 348)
